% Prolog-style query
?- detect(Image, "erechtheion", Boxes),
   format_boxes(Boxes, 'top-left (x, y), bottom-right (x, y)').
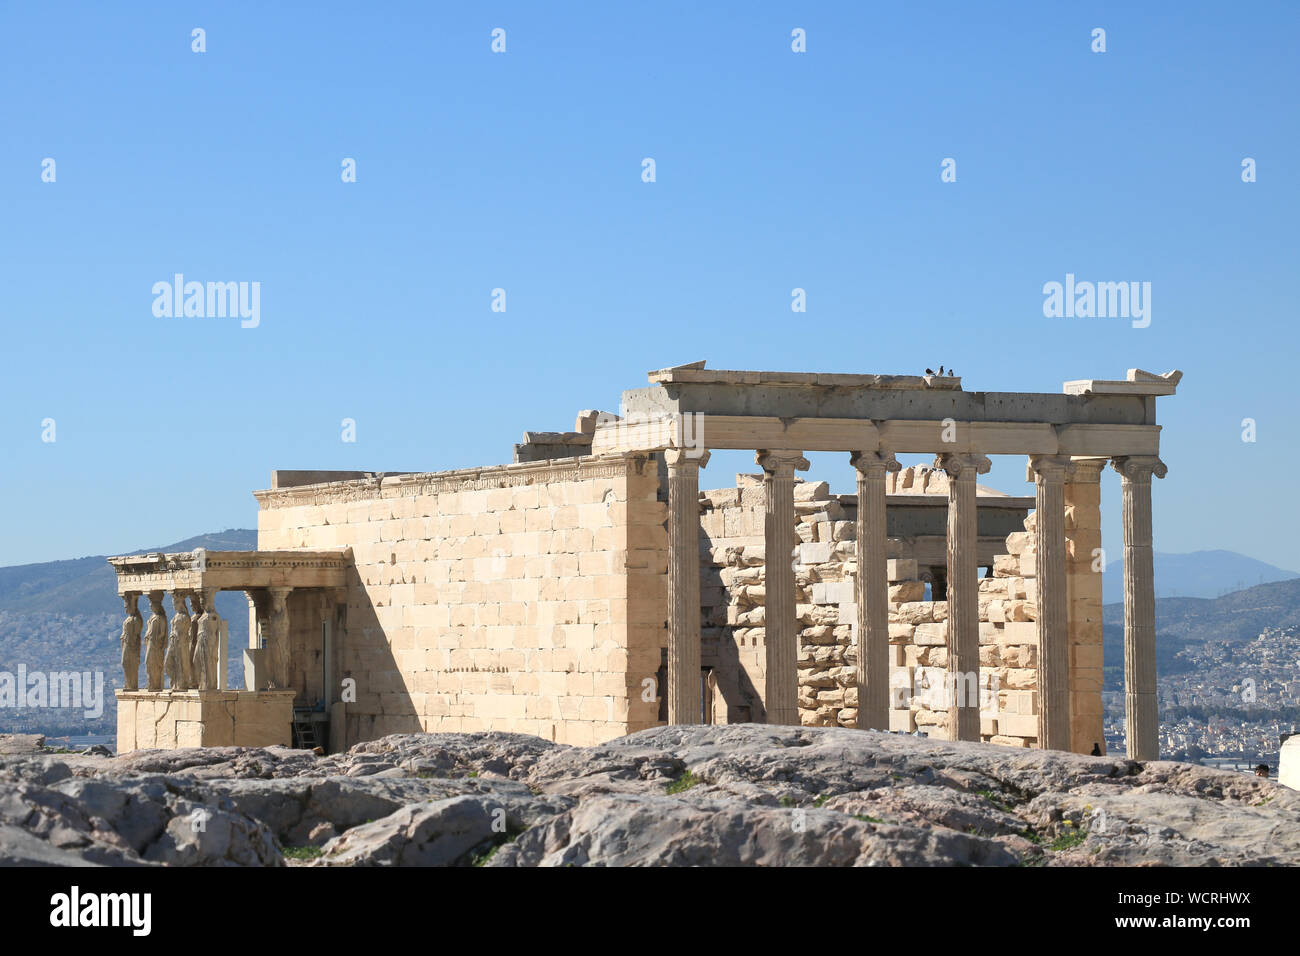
top-left (110, 363), bottom-right (1180, 759)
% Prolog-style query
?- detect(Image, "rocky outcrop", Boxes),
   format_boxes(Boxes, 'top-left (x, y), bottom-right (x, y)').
top-left (0, 725), bottom-right (1296, 866)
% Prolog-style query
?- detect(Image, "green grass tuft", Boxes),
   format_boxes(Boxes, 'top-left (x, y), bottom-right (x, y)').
top-left (471, 844), bottom-right (501, 867)
top-left (976, 789), bottom-right (1012, 812)
top-left (666, 771), bottom-right (702, 794)
top-left (1047, 827), bottom-right (1087, 852)
top-left (282, 845), bottom-right (324, 861)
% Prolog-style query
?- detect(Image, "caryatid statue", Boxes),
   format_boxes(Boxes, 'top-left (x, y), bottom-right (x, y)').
top-left (119, 593), bottom-right (143, 691)
top-left (164, 591), bottom-right (192, 690)
top-left (142, 591), bottom-right (168, 691)
top-left (187, 591), bottom-right (203, 684)
top-left (267, 587), bottom-right (291, 689)
top-left (192, 590), bottom-right (221, 691)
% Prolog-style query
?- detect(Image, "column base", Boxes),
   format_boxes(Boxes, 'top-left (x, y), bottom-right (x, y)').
top-left (114, 689), bottom-right (296, 753)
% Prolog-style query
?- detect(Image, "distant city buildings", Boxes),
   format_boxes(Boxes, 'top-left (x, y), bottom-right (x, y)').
top-left (1105, 624), bottom-right (1300, 770)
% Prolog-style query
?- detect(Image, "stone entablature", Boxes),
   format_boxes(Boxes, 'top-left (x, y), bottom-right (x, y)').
top-left (254, 455), bottom-right (639, 510)
top-left (646, 366), bottom-right (964, 388)
top-left (107, 549), bottom-right (351, 593)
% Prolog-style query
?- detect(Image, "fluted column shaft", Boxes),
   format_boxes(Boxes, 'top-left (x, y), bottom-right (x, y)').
top-left (1030, 455), bottom-right (1075, 750)
top-left (665, 449), bottom-right (709, 724)
top-left (1065, 459), bottom-right (1107, 754)
top-left (757, 449), bottom-right (809, 725)
top-left (1112, 456), bottom-right (1166, 760)
top-left (937, 453), bottom-right (991, 741)
top-left (851, 451), bottom-right (900, 730)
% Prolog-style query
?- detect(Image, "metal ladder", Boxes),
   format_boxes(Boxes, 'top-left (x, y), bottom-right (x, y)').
top-left (292, 709), bottom-right (318, 750)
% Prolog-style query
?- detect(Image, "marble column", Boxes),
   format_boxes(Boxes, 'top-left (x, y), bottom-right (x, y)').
top-left (851, 450), bottom-right (900, 730)
top-left (756, 449), bottom-right (809, 725)
top-left (1029, 455), bottom-right (1075, 751)
top-left (1065, 458), bottom-right (1107, 754)
top-left (245, 589), bottom-right (270, 690)
top-left (267, 586), bottom-right (293, 690)
top-left (1111, 456), bottom-right (1166, 760)
top-left (936, 452), bottom-right (991, 741)
top-left (665, 448), bottom-right (710, 724)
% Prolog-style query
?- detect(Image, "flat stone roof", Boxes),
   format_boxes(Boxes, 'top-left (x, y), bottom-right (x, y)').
top-left (107, 549), bottom-right (352, 592)
top-left (1062, 368), bottom-right (1182, 397)
top-left (623, 362), bottom-right (1182, 427)
top-left (648, 362), bottom-right (962, 390)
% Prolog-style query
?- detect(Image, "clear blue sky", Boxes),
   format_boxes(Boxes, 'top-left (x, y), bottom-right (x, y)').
top-left (2, 2), bottom-right (1296, 574)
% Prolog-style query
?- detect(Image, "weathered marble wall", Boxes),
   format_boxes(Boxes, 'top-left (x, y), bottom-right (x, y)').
top-left (256, 455), bottom-right (666, 748)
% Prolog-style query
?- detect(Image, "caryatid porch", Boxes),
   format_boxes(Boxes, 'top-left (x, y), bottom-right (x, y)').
top-left (594, 363), bottom-right (1181, 759)
top-left (107, 548), bottom-right (350, 752)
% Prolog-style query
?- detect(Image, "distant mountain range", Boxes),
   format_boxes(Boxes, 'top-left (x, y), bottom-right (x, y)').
top-left (0, 529), bottom-right (258, 617)
top-left (1102, 550), bottom-right (1298, 603)
top-left (1102, 576), bottom-right (1300, 691)
top-left (1097, 551), bottom-right (1300, 690)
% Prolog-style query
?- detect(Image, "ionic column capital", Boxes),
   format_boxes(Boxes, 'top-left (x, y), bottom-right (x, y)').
top-left (1111, 455), bottom-right (1168, 483)
top-left (755, 449), bottom-right (810, 477)
top-left (663, 448), bottom-right (711, 473)
top-left (1066, 456), bottom-right (1108, 482)
top-left (850, 450), bottom-right (901, 478)
top-left (1027, 454), bottom-right (1077, 483)
top-left (934, 452), bottom-right (991, 480)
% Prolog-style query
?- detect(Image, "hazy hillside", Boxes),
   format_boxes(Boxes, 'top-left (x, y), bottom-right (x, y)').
top-left (1102, 577), bottom-right (1300, 690)
top-left (0, 530), bottom-right (257, 737)
top-left (0, 529), bottom-right (258, 616)
top-left (1102, 550), bottom-right (1298, 603)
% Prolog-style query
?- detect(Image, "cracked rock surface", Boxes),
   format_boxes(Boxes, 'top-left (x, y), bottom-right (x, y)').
top-left (0, 726), bottom-right (1295, 866)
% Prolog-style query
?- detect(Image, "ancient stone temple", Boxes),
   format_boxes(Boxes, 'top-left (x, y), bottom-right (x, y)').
top-left (109, 363), bottom-right (1180, 758)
